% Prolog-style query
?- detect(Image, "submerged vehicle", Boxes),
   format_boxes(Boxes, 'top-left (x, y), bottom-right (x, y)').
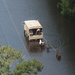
top-left (23, 20), bottom-right (43, 41)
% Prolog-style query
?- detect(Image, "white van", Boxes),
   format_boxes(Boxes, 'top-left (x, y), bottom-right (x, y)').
top-left (23, 20), bottom-right (43, 41)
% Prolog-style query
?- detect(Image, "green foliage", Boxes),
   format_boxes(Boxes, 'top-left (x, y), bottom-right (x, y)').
top-left (58, 0), bottom-right (75, 17)
top-left (21, 73), bottom-right (29, 75)
top-left (0, 46), bottom-right (22, 63)
top-left (0, 60), bottom-right (9, 75)
top-left (14, 59), bottom-right (44, 75)
top-left (0, 46), bottom-right (22, 75)
top-left (0, 46), bottom-right (44, 75)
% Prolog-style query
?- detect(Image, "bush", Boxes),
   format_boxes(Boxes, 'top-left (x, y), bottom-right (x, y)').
top-left (14, 59), bottom-right (44, 75)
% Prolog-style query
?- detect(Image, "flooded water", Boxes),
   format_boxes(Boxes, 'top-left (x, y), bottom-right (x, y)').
top-left (0, 0), bottom-right (75, 75)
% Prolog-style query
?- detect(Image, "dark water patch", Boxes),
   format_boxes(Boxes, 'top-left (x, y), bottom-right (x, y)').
top-left (26, 41), bottom-right (45, 53)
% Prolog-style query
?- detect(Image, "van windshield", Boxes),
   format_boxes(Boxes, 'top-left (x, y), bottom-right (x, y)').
top-left (29, 28), bottom-right (42, 36)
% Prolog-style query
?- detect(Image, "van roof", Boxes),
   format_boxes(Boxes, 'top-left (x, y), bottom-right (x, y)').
top-left (24, 20), bottom-right (42, 29)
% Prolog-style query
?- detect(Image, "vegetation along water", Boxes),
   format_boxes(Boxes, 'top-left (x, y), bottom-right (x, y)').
top-left (57, 0), bottom-right (75, 17)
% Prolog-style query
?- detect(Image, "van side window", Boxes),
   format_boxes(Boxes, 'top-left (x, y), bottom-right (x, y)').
top-left (29, 29), bottom-right (33, 36)
top-left (36, 28), bottom-right (42, 35)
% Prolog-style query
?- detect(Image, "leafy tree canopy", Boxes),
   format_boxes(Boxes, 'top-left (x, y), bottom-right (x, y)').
top-left (0, 46), bottom-right (22, 63)
top-left (58, 0), bottom-right (75, 17)
top-left (14, 59), bottom-right (44, 75)
top-left (0, 46), bottom-right (44, 75)
top-left (0, 46), bottom-right (22, 75)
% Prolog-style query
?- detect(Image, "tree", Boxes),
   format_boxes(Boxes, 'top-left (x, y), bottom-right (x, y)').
top-left (0, 46), bottom-right (22, 75)
top-left (0, 46), bottom-right (44, 75)
top-left (57, 0), bottom-right (75, 17)
top-left (14, 59), bottom-right (44, 75)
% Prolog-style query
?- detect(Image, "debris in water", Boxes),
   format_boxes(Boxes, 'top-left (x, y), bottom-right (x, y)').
top-left (56, 50), bottom-right (61, 61)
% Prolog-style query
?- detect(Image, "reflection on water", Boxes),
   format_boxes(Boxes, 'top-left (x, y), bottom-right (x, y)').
top-left (28, 41), bottom-right (43, 53)
top-left (24, 36), bottom-right (45, 54)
